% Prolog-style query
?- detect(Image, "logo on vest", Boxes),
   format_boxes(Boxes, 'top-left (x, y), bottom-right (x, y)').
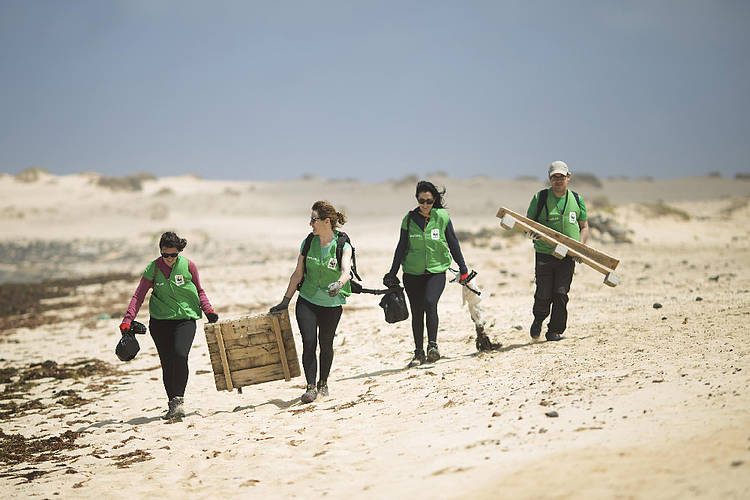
top-left (431, 228), bottom-right (440, 240)
top-left (174, 274), bottom-right (185, 286)
top-left (327, 258), bottom-right (337, 270)
top-left (568, 211), bottom-right (577, 224)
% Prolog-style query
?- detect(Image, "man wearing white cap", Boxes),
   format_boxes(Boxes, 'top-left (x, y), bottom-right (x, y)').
top-left (525, 161), bottom-right (589, 341)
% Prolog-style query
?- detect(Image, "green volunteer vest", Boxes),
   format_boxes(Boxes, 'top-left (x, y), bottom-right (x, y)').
top-left (527, 189), bottom-right (587, 255)
top-left (401, 208), bottom-right (452, 275)
top-left (144, 256), bottom-right (202, 320)
top-left (298, 232), bottom-right (352, 300)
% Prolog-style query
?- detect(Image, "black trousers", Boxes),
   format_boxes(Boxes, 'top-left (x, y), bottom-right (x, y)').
top-left (149, 318), bottom-right (196, 400)
top-left (403, 271), bottom-right (446, 352)
top-left (533, 253), bottom-right (575, 334)
top-left (295, 297), bottom-right (343, 386)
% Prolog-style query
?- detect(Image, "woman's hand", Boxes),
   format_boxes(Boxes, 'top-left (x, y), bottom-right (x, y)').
top-left (270, 296), bottom-right (291, 313)
top-left (206, 311), bottom-right (219, 323)
top-left (383, 273), bottom-right (400, 288)
top-left (327, 281), bottom-right (343, 297)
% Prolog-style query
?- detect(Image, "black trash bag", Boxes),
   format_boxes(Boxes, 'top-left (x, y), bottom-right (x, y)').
top-left (115, 320), bottom-right (147, 362)
top-left (379, 287), bottom-right (409, 324)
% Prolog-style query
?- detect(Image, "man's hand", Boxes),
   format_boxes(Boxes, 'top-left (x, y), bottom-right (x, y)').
top-left (206, 311), bottom-right (219, 323)
top-left (459, 272), bottom-right (470, 284)
top-left (269, 296), bottom-right (291, 313)
top-left (119, 322), bottom-right (131, 334)
top-left (327, 281), bottom-right (343, 297)
top-left (526, 230), bottom-right (542, 241)
top-left (383, 273), bottom-right (400, 288)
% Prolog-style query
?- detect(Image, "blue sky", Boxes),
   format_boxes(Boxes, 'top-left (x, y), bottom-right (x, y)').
top-left (1, 1), bottom-right (748, 181)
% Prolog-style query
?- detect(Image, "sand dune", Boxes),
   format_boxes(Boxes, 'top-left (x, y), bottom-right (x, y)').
top-left (1, 173), bottom-right (749, 499)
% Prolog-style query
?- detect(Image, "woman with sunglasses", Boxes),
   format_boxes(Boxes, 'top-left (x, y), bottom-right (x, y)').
top-left (383, 180), bottom-right (469, 367)
top-left (270, 201), bottom-right (352, 404)
top-left (119, 231), bottom-right (218, 420)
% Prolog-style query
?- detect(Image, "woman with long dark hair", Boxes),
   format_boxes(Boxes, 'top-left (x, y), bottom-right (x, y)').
top-left (120, 231), bottom-right (218, 419)
top-left (270, 201), bottom-right (352, 404)
top-left (384, 181), bottom-right (469, 367)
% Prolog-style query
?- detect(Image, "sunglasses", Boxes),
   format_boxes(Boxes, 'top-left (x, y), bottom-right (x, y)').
top-left (417, 198), bottom-right (435, 205)
top-left (310, 217), bottom-right (322, 224)
top-left (161, 252), bottom-right (179, 259)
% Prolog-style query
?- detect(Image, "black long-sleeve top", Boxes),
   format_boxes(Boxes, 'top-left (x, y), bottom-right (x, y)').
top-left (388, 208), bottom-right (468, 276)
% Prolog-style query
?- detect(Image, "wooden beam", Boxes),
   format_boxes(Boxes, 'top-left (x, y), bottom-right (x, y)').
top-left (497, 207), bottom-right (620, 270)
top-left (271, 313), bottom-right (291, 381)
top-left (216, 323), bottom-right (234, 391)
top-left (497, 208), bottom-right (620, 287)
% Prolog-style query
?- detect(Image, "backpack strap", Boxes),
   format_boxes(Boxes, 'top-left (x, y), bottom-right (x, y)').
top-left (571, 190), bottom-right (581, 207)
top-left (296, 233), bottom-right (315, 290)
top-left (335, 232), bottom-right (361, 281)
top-left (533, 189), bottom-right (549, 222)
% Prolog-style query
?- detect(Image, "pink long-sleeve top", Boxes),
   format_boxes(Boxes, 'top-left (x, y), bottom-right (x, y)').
top-left (122, 258), bottom-right (213, 325)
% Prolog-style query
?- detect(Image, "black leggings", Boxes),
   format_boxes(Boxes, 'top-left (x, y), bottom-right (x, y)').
top-left (403, 272), bottom-right (446, 352)
top-left (295, 297), bottom-right (342, 386)
top-left (149, 318), bottom-right (196, 400)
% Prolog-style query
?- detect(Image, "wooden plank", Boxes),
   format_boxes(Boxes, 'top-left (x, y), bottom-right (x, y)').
top-left (216, 323), bottom-right (233, 391)
top-left (271, 313), bottom-right (291, 381)
top-left (497, 206), bottom-right (620, 270)
top-left (206, 330), bottom-right (296, 351)
top-left (497, 209), bottom-right (620, 287)
top-left (213, 364), bottom-right (289, 388)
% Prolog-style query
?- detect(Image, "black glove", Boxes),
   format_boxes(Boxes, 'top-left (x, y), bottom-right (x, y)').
top-left (270, 296), bottom-right (291, 313)
top-left (383, 273), bottom-right (400, 288)
top-left (206, 311), bottom-right (219, 323)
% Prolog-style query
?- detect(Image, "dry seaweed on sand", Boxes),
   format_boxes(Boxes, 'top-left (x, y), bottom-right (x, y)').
top-left (111, 449), bottom-right (153, 468)
top-left (0, 430), bottom-right (82, 466)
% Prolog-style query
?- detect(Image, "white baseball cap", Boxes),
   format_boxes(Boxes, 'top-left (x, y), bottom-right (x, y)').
top-left (548, 161), bottom-right (569, 177)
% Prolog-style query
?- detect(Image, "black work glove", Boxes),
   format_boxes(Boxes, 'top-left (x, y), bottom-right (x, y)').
top-left (270, 296), bottom-right (291, 313)
top-left (383, 273), bottom-right (400, 288)
top-left (206, 311), bottom-right (219, 323)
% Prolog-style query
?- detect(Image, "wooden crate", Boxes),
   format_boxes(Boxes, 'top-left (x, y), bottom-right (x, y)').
top-left (203, 310), bottom-right (301, 391)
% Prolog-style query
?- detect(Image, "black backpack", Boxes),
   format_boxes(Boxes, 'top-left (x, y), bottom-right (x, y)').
top-left (298, 231), bottom-right (363, 293)
top-left (533, 189), bottom-right (581, 222)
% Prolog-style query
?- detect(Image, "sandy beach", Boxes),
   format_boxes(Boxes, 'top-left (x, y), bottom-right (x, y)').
top-left (1, 171), bottom-right (749, 499)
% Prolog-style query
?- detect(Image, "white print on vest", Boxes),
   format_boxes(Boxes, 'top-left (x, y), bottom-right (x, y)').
top-left (174, 274), bottom-right (185, 286)
top-left (431, 228), bottom-right (440, 240)
top-left (327, 258), bottom-right (338, 270)
top-left (569, 211), bottom-right (577, 224)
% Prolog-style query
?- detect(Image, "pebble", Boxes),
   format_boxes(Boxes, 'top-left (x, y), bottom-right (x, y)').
top-left (492, 411), bottom-right (501, 417)
top-left (544, 411), bottom-right (559, 418)
top-left (653, 303), bottom-right (663, 309)
top-left (695, 297), bottom-right (703, 301)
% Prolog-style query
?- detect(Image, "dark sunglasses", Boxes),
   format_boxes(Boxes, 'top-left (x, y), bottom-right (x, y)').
top-left (417, 198), bottom-right (435, 205)
top-left (161, 252), bottom-right (179, 259)
top-left (310, 217), bottom-right (323, 223)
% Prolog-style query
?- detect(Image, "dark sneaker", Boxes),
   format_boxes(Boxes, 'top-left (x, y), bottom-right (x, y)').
top-left (316, 381), bottom-right (329, 398)
top-left (425, 344), bottom-right (441, 363)
top-left (545, 332), bottom-right (564, 341)
top-left (301, 385), bottom-right (317, 404)
top-left (162, 396), bottom-right (185, 420)
top-left (407, 350), bottom-right (426, 368)
top-left (530, 318), bottom-right (543, 340)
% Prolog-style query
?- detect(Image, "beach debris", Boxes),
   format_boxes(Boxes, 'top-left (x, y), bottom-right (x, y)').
top-left (544, 411), bottom-right (559, 418)
top-left (695, 297), bottom-right (703, 301)
top-left (449, 269), bottom-right (502, 351)
top-left (0, 430), bottom-right (82, 466)
top-left (653, 303), bottom-right (663, 309)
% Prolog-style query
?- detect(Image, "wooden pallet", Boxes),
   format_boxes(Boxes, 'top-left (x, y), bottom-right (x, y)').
top-left (203, 310), bottom-right (301, 391)
top-left (496, 206), bottom-right (620, 287)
